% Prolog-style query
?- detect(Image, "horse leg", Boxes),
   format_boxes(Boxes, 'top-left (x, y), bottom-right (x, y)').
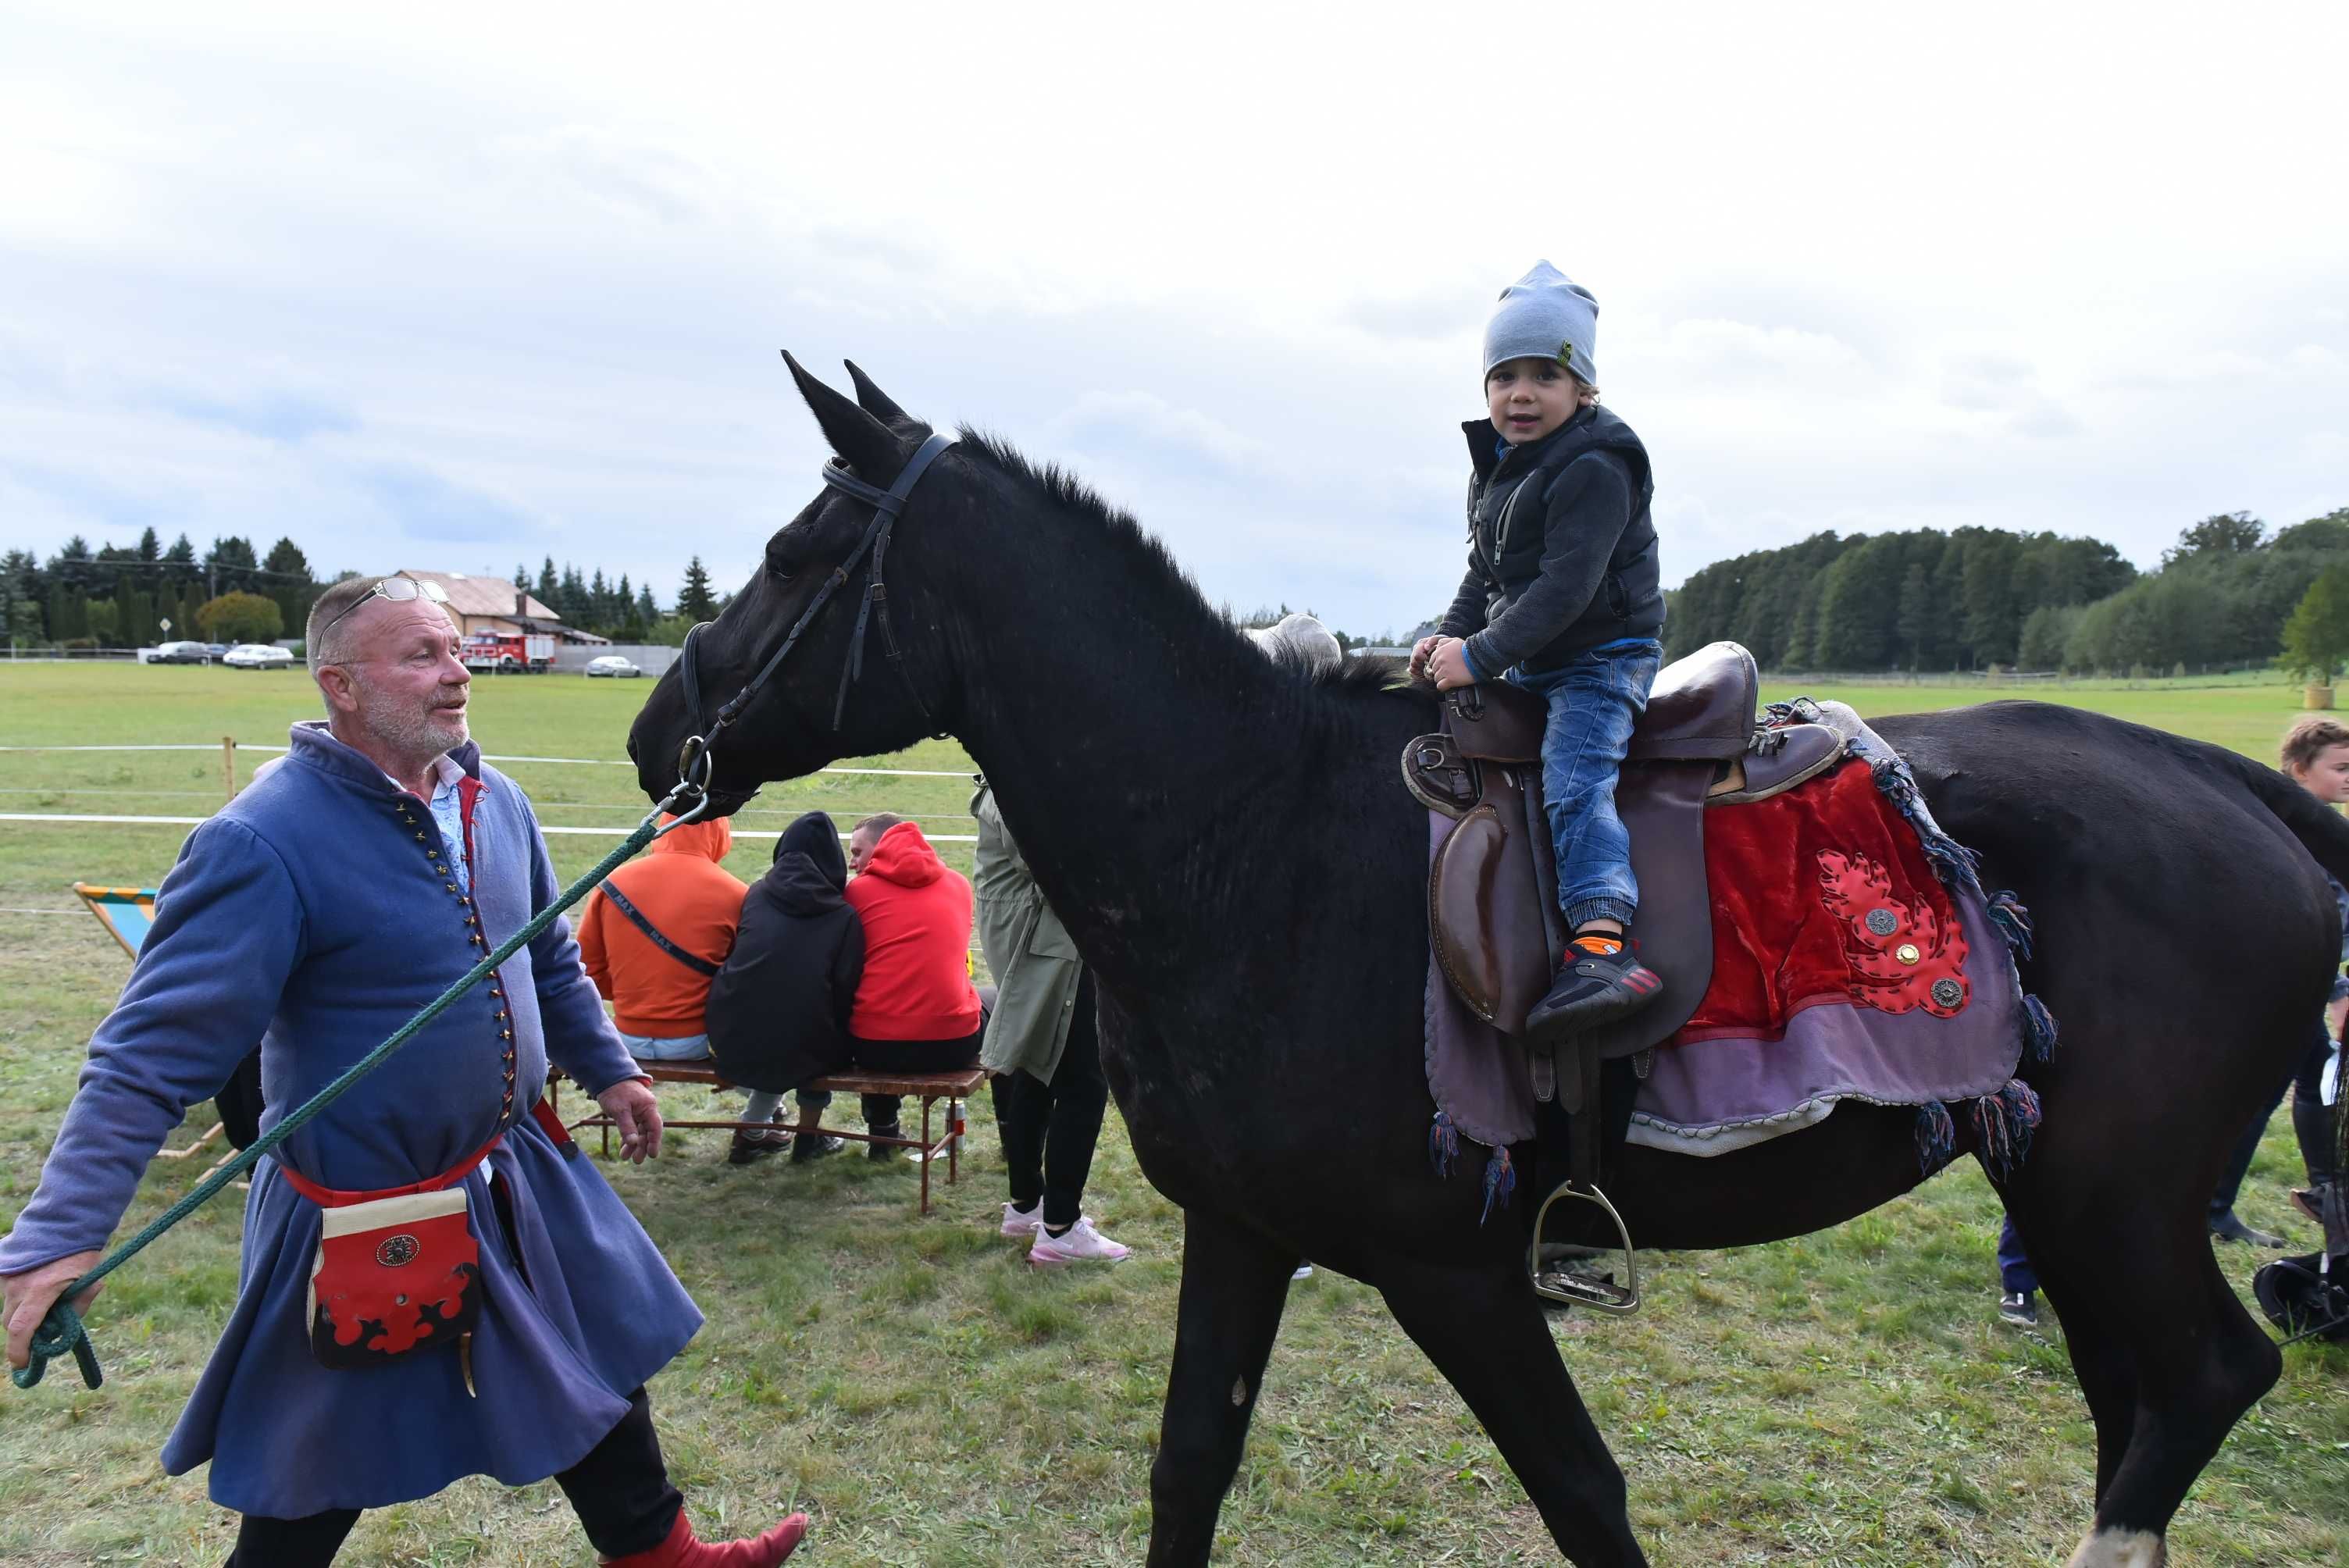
top-left (1143, 1208), bottom-right (1299, 1568)
top-left (1378, 1263), bottom-right (1646, 1566)
top-left (2012, 1179), bottom-right (2279, 1568)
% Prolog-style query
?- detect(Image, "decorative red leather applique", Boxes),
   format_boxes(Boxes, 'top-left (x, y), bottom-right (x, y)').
top-left (309, 1196), bottom-right (482, 1365)
top-left (1815, 849), bottom-right (1969, 1017)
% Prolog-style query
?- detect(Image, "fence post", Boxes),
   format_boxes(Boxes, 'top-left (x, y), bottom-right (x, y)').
top-left (222, 737), bottom-right (237, 804)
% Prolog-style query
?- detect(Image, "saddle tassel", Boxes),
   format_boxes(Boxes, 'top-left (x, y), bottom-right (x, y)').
top-left (1913, 1099), bottom-right (1956, 1176)
top-left (1480, 1146), bottom-right (1515, 1224)
top-left (1428, 1110), bottom-right (1460, 1178)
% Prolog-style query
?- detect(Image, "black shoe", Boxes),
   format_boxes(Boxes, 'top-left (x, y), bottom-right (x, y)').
top-left (790, 1133), bottom-right (847, 1164)
top-left (1998, 1290), bottom-right (2037, 1328)
top-left (727, 1127), bottom-right (791, 1167)
top-left (867, 1124), bottom-right (902, 1162)
top-left (2209, 1209), bottom-right (2289, 1248)
top-left (1524, 947), bottom-right (1663, 1046)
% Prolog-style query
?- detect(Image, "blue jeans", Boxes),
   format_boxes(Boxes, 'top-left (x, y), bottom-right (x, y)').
top-left (1507, 639), bottom-right (1663, 930)
top-left (1997, 1213), bottom-right (2038, 1296)
top-left (621, 1029), bottom-right (788, 1123)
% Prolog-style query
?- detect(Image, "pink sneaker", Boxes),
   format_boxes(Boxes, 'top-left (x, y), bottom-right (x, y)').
top-left (1028, 1216), bottom-right (1130, 1267)
top-left (1000, 1201), bottom-right (1043, 1238)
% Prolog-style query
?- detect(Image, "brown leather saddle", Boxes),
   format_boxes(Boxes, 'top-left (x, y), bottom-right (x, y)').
top-left (1403, 640), bottom-right (1844, 1305)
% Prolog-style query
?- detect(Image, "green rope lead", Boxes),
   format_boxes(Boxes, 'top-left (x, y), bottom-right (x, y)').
top-left (14, 804), bottom-right (685, 1392)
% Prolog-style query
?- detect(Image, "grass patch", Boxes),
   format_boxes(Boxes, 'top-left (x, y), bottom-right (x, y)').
top-left (0, 665), bottom-right (2343, 1563)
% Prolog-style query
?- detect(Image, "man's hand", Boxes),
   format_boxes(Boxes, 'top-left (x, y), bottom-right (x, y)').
top-left (1409, 634), bottom-right (1442, 682)
top-left (1427, 636), bottom-right (1478, 692)
top-left (4, 1251), bottom-right (104, 1372)
top-left (597, 1078), bottom-right (664, 1164)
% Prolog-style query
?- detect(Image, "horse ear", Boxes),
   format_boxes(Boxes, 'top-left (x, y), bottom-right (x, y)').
top-left (782, 350), bottom-right (901, 476)
top-left (842, 360), bottom-right (908, 424)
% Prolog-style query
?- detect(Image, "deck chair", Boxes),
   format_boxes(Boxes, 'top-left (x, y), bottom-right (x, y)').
top-left (73, 883), bottom-right (258, 1171)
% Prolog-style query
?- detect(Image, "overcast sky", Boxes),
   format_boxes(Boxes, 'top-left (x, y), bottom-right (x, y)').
top-left (4, 2), bottom-right (2344, 636)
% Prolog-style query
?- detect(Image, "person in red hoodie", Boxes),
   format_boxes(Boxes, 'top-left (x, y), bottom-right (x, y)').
top-left (844, 814), bottom-right (985, 1156)
top-left (579, 816), bottom-right (793, 1163)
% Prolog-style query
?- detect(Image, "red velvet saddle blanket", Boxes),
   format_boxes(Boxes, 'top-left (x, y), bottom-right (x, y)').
top-left (1424, 749), bottom-right (2038, 1171)
top-left (1630, 755), bottom-right (2030, 1156)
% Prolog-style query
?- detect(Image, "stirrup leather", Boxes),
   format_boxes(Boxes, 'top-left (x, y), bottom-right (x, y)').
top-left (1527, 1181), bottom-right (1641, 1314)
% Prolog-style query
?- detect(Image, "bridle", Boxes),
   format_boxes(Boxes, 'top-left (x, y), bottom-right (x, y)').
top-left (671, 431), bottom-right (957, 805)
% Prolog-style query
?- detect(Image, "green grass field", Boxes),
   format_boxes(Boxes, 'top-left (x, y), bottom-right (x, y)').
top-left (0, 663), bottom-right (2342, 1566)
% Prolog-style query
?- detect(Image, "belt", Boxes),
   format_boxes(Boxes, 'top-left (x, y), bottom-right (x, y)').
top-left (272, 1098), bottom-right (577, 1206)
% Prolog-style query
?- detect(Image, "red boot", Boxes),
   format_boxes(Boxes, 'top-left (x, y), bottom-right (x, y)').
top-left (602, 1509), bottom-right (810, 1566)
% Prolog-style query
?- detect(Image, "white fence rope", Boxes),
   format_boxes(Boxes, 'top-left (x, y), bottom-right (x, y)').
top-left (0, 811), bottom-right (975, 843)
top-left (0, 743), bottom-right (968, 778)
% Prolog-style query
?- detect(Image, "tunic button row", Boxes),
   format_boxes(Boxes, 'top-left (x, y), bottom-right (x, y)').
top-left (500, 1029), bottom-right (513, 1041)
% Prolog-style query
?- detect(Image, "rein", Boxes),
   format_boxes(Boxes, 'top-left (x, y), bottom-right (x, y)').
top-left (675, 431), bottom-right (955, 799)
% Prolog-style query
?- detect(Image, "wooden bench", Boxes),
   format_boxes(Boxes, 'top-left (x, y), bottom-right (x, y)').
top-left (547, 1062), bottom-right (989, 1214)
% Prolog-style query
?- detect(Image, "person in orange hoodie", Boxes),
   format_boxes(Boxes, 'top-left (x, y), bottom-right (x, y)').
top-left (844, 814), bottom-right (986, 1156)
top-left (578, 815), bottom-right (790, 1163)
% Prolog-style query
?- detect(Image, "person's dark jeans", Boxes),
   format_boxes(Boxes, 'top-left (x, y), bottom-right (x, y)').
top-left (2212, 1022), bottom-right (2333, 1220)
top-left (850, 990), bottom-right (993, 1132)
top-left (1997, 1213), bottom-right (2038, 1296)
top-left (989, 970), bottom-right (1110, 1230)
top-left (224, 1386), bottom-right (681, 1566)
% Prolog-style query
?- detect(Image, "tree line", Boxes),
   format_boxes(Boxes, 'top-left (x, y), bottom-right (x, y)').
top-left (2, 531), bottom-right (730, 651)
top-left (1666, 506), bottom-right (2349, 675)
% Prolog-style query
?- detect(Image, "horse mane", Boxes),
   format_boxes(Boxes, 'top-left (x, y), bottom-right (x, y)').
top-left (954, 427), bottom-right (1421, 706)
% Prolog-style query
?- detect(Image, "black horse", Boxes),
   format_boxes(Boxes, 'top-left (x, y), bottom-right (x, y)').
top-left (629, 361), bottom-right (2349, 1567)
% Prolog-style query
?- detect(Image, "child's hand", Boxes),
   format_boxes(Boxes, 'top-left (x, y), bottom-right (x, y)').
top-left (1428, 637), bottom-right (1477, 691)
top-left (1409, 635), bottom-right (1441, 681)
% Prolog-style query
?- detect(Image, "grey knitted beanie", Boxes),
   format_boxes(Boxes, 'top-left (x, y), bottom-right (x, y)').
top-left (1482, 261), bottom-right (1599, 385)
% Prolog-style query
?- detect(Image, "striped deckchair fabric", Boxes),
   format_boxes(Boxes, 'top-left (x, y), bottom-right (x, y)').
top-left (73, 883), bottom-right (160, 958)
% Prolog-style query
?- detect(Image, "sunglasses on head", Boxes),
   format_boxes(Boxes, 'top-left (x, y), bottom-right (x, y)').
top-left (316, 576), bottom-right (453, 643)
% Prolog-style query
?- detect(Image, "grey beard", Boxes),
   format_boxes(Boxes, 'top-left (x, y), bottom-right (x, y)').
top-left (358, 698), bottom-right (467, 768)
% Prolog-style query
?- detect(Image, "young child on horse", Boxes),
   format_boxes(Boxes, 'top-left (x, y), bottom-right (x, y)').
top-left (1411, 261), bottom-right (1666, 1043)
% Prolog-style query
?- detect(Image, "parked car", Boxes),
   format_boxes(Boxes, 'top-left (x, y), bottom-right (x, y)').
top-left (584, 655), bottom-right (644, 679)
top-left (148, 641), bottom-right (212, 665)
top-left (223, 643), bottom-right (295, 669)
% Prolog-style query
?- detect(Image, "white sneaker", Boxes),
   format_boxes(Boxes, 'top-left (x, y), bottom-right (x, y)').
top-left (1028, 1216), bottom-right (1131, 1267)
top-left (1292, 1263), bottom-right (1315, 1280)
top-left (1000, 1201), bottom-right (1043, 1238)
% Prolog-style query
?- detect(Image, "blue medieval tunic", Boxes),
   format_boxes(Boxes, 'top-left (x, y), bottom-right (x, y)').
top-left (0, 722), bottom-right (702, 1516)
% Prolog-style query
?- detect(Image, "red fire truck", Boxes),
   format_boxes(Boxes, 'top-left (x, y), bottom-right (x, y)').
top-left (460, 632), bottom-right (555, 673)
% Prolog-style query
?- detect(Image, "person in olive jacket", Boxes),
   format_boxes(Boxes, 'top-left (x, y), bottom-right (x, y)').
top-left (704, 812), bottom-right (863, 1166)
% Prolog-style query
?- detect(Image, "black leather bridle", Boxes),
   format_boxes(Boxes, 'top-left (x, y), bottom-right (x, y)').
top-left (672, 431), bottom-right (956, 800)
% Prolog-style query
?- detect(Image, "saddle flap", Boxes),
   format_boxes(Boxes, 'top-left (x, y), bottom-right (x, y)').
top-left (1430, 786), bottom-right (1555, 1036)
top-left (1584, 761), bottom-right (1719, 1059)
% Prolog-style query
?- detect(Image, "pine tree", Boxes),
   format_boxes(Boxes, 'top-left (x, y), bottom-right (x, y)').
top-left (515, 565), bottom-right (532, 603)
top-left (536, 558), bottom-right (559, 611)
top-left (637, 585), bottom-right (659, 625)
top-left (137, 526), bottom-right (160, 562)
top-left (678, 558), bottom-right (718, 622)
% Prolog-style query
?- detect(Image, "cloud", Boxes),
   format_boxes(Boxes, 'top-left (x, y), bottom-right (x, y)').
top-left (490, 126), bottom-right (717, 225)
top-left (146, 387), bottom-right (358, 443)
top-left (352, 462), bottom-right (536, 546)
top-left (1049, 390), bottom-right (1272, 472)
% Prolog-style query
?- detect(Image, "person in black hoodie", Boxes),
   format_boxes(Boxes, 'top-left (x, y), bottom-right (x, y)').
top-left (1412, 261), bottom-right (1666, 1046)
top-left (705, 812), bottom-right (864, 1167)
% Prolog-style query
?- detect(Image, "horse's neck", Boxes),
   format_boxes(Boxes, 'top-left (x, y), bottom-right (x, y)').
top-left (946, 530), bottom-right (1332, 987)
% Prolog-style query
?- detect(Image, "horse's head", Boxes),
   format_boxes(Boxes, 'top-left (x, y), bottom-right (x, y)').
top-left (629, 357), bottom-right (965, 814)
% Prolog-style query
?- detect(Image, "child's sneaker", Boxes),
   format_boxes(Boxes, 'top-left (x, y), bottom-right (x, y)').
top-left (1524, 946), bottom-right (1662, 1045)
top-left (1000, 1200), bottom-right (1043, 1238)
top-left (1028, 1217), bottom-right (1131, 1267)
